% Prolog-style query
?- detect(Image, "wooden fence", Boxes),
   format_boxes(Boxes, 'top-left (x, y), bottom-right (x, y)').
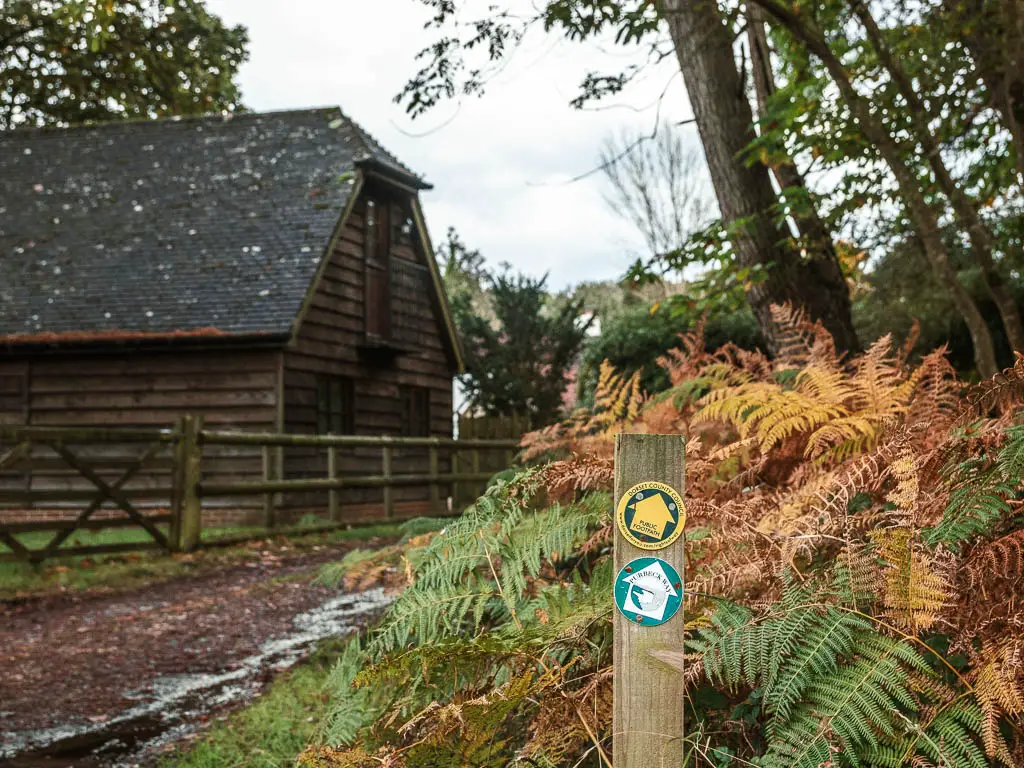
top-left (0, 418), bottom-right (519, 564)
top-left (456, 412), bottom-right (532, 440)
top-left (453, 412), bottom-right (531, 509)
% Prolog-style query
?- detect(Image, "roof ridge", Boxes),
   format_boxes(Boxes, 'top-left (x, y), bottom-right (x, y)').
top-left (335, 108), bottom-right (376, 160)
top-left (1, 106), bottom-right (344, 136)
top-left (339, 111), bottom-right (423, 182)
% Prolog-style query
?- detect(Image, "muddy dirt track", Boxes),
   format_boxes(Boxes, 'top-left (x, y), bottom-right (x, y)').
top-left (0, 537), bottom-right (392, 767)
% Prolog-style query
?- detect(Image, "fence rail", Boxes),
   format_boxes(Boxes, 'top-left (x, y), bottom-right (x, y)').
top-left (0, 426), bottom-right (179, 443)
top-left (199, 430), bottom-right (515, 450)
top-left (199, 473), bottom-right (498, 496)
top-left (0, 419), bottom-right (519, 564)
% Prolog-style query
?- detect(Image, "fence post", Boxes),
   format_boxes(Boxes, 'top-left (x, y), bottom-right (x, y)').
top-left (172, 414), bottom-right (204, 553)
top-left (169, 417), bottom-right (185, 551)
top-left (471, 447), bottom-right (481, 506)
top-left (262, 444), bottom-right (277, 529)
top-left (276, 444), bottom-right (284, 524)
top-left (382, 442), bottom-right (393, 518)
top-left (613, 433), bottom-right (686, 768)
top-left (327, 445), bottom-right (340, 522)
top-left (429, 441), bottom-right (440, 515)
top-left (451, 444), bottom-right (459, 514)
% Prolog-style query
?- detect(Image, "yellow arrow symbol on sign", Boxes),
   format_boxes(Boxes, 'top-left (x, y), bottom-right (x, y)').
top-left (629, 495), bottom-right (675, 539)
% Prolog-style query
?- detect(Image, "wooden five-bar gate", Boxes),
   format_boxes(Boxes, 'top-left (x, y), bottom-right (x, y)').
top-left (0, 417), bottom-right (518, 564)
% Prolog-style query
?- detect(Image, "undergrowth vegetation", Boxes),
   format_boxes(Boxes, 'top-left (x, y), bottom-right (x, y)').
top-left (303, 306), bottom-right (1024, 767)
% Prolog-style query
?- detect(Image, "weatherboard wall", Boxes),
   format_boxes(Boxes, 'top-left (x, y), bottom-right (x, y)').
top-left (281, 188), bottom-right (456, 515)
top-left (0, 348), bottom-right (279, 523)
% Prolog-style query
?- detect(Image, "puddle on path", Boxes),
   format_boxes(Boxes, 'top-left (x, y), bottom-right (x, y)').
top-left (0, 588), bottom-right (390, 767)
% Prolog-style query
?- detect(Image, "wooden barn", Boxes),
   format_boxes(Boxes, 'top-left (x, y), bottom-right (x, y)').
top-left (0, 107), bottom-right (463, 522)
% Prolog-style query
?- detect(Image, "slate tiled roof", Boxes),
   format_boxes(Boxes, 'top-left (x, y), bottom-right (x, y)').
top-left (0, 107), bottom-right (424, 344)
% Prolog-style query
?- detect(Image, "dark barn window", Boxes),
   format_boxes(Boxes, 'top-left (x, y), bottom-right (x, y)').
top-left (401, 386), bottom-right (430, 437)
top-left (364, 197), bottom-right (391, 340)
top-left (316, 376), bottom-right (355, 434)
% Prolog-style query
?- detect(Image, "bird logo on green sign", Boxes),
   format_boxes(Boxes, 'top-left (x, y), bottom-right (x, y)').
top-left (614, 557), bottom-right (682, 625)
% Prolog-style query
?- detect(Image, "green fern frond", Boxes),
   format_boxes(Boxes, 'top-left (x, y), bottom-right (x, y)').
top-left (767, 609), bottom-right (872, 723)
top-left (926, 425), bottom-right (1024, 547)
top-left (761, 633), bottom-right (930, 767)
top-left (321, 637), bottom-right (387, 746)
top-left (498, 493), bottom-right (607, 611)
top-left (916, 705), bottom-right (993, 768)
top-left (688, 577), bottom-right (992, 768)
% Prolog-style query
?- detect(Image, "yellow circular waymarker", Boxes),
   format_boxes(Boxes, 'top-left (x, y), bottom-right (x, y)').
top-left (616, 481), bottom-right (686, 550)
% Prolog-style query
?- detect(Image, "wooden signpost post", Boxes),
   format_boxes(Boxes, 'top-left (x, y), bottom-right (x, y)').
top-left (613, 433), bottom-right (686, 767)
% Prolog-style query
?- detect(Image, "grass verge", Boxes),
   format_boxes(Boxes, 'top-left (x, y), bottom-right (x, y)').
top-left (0, 522), bottom-right (403, 599)
top-left (156, 637), bottom-right (348, 768)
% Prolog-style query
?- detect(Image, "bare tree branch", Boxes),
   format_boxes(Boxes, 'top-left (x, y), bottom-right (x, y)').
top-left (599, 122), bottom-right (714, 259)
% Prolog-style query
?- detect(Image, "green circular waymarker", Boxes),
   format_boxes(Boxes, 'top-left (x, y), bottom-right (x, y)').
top-left (614, 556), bottom-right (683, 627)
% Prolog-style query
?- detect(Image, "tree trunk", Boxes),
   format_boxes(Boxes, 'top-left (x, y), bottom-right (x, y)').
top-left (657, 0), bottom-right (861, 356)
top-left (746, 5), bottom-right (854, 313)
top-left (854, 0), bottom-right (1024, 354)
top-left (754, 0), bottom-right (1000, 377)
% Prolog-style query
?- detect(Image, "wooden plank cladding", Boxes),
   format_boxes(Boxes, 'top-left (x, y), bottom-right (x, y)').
top-left (0, 349), bottom-right (280, 520)
top-left (6, 353), bottom-right (277, 421)
top-left (0, 363), bottom-right (28, 426)
top-left (23, 349), bottom-right (278, 427)
top-left (281, 186), bottom-right (459, 512)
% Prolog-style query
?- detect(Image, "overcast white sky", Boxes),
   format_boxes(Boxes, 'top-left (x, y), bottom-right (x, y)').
top-left (204, 0), bottom-right (702, 292)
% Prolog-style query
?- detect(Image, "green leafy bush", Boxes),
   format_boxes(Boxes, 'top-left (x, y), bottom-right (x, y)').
top-left (576, 302), bottom-right (763, 406)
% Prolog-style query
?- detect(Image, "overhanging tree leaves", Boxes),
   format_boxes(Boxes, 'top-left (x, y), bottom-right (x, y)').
top-left (746, 0), bottom-right (1023, 377)
top-left (0, 0), bottom-right (248, 129)
top-left (849, 0), bottom-right (1024, 354)
top-left (941, 0), bottom-right (1024, 183)
top-left (397, 0), bottom-right (863, 357)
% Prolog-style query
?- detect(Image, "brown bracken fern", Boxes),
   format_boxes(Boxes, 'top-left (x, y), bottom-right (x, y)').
top-left (303, 304), bottom-right (1024, 767)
